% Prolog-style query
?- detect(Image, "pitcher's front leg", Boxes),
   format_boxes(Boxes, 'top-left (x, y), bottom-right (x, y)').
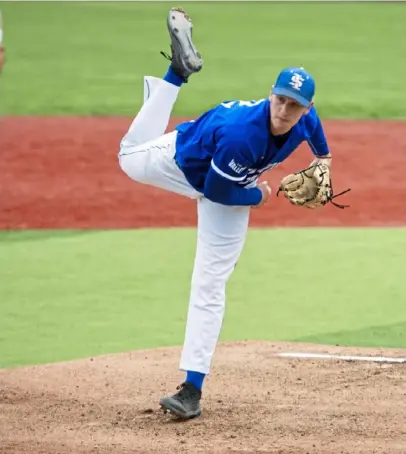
top-left (179, 199), bottom-right (251, 375)
top-left (159, 198), bottom-right (251, 419)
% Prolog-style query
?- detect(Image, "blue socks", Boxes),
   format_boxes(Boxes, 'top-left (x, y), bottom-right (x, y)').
top-left (163, 66), bottom-right (184, 87)
top-left (186, 370), bottom-right (206, 391)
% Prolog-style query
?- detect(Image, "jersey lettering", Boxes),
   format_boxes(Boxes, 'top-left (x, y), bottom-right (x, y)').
top-left (237, 162), bottom-right (280, 185)
top-left (221, 99), bottom-right (266, 109)
top-left (228, 158), bottom-right (246, 174)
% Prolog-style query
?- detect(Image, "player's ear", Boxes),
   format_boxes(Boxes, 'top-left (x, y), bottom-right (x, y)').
top-left (304, 100), bottom-right (314, 114)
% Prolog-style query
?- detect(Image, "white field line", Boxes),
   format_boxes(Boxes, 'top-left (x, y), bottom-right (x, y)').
top-left (276, 352), bottom-right (406, 364)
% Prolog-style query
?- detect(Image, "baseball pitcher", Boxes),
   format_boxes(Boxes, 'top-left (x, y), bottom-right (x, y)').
top-left (118, 7), bottom-right (349, 420)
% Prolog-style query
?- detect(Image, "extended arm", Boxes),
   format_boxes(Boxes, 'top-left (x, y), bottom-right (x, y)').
top-left (277, 115), bottom-right (350, 209)
top-left (307, 115), bottom-right (332, 169)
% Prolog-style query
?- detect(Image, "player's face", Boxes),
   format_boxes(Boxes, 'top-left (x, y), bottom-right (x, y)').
top-left (270, 94), bottom-right (312, 135)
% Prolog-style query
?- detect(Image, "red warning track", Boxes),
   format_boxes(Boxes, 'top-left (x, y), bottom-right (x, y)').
top-left (1, 116), bottom-right (405, 229)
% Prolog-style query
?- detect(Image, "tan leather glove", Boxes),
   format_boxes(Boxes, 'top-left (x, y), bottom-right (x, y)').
top-left (277, 163), bottom-right (350, 209)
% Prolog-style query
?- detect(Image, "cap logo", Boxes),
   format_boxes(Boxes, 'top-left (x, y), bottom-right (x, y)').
top-left (289, 73), bottom-right (305, 90)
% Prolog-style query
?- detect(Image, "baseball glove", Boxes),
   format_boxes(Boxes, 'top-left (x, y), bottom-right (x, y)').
top-left (277, 163), bottom-right (351, 209)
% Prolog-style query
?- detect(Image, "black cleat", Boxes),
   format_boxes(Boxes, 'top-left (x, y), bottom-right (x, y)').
top-left (160, 7), bottom-right (203, 82)
top-left (159, 382), bottom-right (202, 420)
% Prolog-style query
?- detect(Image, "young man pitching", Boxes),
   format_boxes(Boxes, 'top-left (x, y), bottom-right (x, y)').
top-left (118, 7), bottom-right (347, 420)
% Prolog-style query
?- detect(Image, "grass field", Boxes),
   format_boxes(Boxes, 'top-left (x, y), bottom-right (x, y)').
top-left (0, 2), bottom-right (405, 118)
top-left (1, 2), bottom-right (405, 371)
top-left (1, 228), bottom-right (406, 368)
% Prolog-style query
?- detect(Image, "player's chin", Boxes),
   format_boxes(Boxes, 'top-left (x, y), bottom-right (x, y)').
top-left (272, 119), bottom-right (293, 135)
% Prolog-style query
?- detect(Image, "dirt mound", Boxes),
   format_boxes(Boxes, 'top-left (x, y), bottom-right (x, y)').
top-left (1, 341), bottom-right (405, 453)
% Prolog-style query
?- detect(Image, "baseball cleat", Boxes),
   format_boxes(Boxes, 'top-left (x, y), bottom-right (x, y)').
top-left (159, 382), bottom-right (202, 420)
top-left (160, 7), bottom-right (203, 82)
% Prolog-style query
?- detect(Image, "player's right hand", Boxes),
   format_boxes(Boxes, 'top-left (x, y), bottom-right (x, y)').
top-left (255, 181), bottom-right (272, 207)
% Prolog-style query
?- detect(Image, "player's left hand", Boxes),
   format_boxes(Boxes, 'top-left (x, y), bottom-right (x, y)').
top-left (277, 163), bottom-right (351, 209)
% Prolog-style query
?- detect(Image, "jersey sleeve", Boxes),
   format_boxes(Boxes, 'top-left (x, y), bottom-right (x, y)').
top-left (306, 110), bottom-right (331, 157)
top-left (203, 125), bottom-right (263, 206)
top-left (210, 125), bottom-right (255, 181)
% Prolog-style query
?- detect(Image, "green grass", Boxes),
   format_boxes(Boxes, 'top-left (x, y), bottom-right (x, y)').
top-left (1, 228), bottom-right (405, 368)
top-left (0, 2), bottom-right (405, 118)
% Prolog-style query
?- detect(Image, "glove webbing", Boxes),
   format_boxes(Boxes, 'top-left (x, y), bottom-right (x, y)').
top-left (276, 164), bottom-right (352, 209)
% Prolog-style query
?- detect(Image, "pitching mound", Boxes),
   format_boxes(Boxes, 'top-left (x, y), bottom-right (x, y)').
top-left (1, 342), bottom-right (405, 454)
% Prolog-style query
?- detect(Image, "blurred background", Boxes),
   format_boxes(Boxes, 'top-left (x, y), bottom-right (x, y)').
top-left (0, 2), bottom-right (405, 369)
top-left (0, 2), bottom-right (405, 117)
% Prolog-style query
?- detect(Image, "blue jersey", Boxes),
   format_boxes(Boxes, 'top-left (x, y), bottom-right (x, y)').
top-left (174, 98), bottom-right (330, 206)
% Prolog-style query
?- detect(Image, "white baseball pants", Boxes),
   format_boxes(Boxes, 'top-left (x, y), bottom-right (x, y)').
top-left (118, 77), bottom-right (251, 374)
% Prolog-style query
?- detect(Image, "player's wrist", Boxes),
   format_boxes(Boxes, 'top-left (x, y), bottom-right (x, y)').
top-left (312, 154), bottom-right (332, 168)
top-left (253, 187), bottom-right (264, 205)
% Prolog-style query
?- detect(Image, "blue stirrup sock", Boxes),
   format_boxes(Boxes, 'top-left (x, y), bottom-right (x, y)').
top-left (186, 370), bottom-right (206, 391)
top-left (163, 65), bottom-right (184, 87)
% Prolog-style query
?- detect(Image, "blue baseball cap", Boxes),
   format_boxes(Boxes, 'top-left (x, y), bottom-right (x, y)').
top-left (272, 67), bottom-right (315, 107)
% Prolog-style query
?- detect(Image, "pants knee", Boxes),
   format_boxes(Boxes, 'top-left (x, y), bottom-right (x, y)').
top-left (118, 150), bottom-right (145, 183)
